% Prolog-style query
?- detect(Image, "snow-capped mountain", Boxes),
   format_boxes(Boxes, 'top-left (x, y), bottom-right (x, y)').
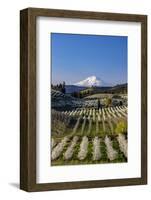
top-left (74, 76), bottom-right (110, 87)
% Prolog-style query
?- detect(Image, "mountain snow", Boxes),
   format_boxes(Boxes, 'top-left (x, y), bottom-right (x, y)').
top-left (74, 76), bottom-right (109, 87)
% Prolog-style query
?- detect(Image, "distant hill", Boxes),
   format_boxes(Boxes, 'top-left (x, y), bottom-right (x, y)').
top-left (65, 83), bottom-right (127, 98)
top-left (109, 83), bottom-right (127, 94)
top-left (65, 85), bottom-right (87, 93)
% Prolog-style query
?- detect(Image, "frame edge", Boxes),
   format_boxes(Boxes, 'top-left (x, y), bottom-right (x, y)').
top-left (20, 7), bottom-right (148, 192)
top-left (20, 8), bottom-right (29, 191)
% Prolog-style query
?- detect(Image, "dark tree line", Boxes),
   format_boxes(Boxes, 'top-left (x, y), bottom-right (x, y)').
top-left (51, 81), bottom-right (66, 94)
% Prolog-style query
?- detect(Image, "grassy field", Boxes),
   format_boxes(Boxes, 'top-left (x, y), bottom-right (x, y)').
top-left (84, 93), bottom-right (113, 99)
top-left (51, 106), bottom-right (127, 166)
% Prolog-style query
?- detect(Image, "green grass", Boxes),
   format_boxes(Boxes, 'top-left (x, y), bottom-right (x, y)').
top-left (99, 122), bottom-right (105, 136)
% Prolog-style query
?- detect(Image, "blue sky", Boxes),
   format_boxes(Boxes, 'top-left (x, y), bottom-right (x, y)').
top-left (51, 33), bottom-right (127, 86)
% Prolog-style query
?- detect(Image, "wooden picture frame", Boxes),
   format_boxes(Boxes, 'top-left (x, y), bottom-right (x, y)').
top-left (20, 7), bottom-right (147, 192)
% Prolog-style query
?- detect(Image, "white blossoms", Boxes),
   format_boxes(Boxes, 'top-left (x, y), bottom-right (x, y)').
top-left (51, 134), bottom-right (127, 162)
top-left (51, 137), bottom-right (68, 160)
top-left (64, 136), bottom-right (79, 160)
top-left (78, 136), bottom-right (89, 160)
top-left (51, 138), bottom-right (56, 149)
top-left (117, 134), bottom-right (127, 158)
top-left (93, 137), bottom-right (101, 161)
top-left (104, 136), bottom-right (117, 161)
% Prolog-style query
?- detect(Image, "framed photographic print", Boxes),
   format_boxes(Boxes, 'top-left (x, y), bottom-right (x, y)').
top-left (20, 8), bottom-right (147, 191)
